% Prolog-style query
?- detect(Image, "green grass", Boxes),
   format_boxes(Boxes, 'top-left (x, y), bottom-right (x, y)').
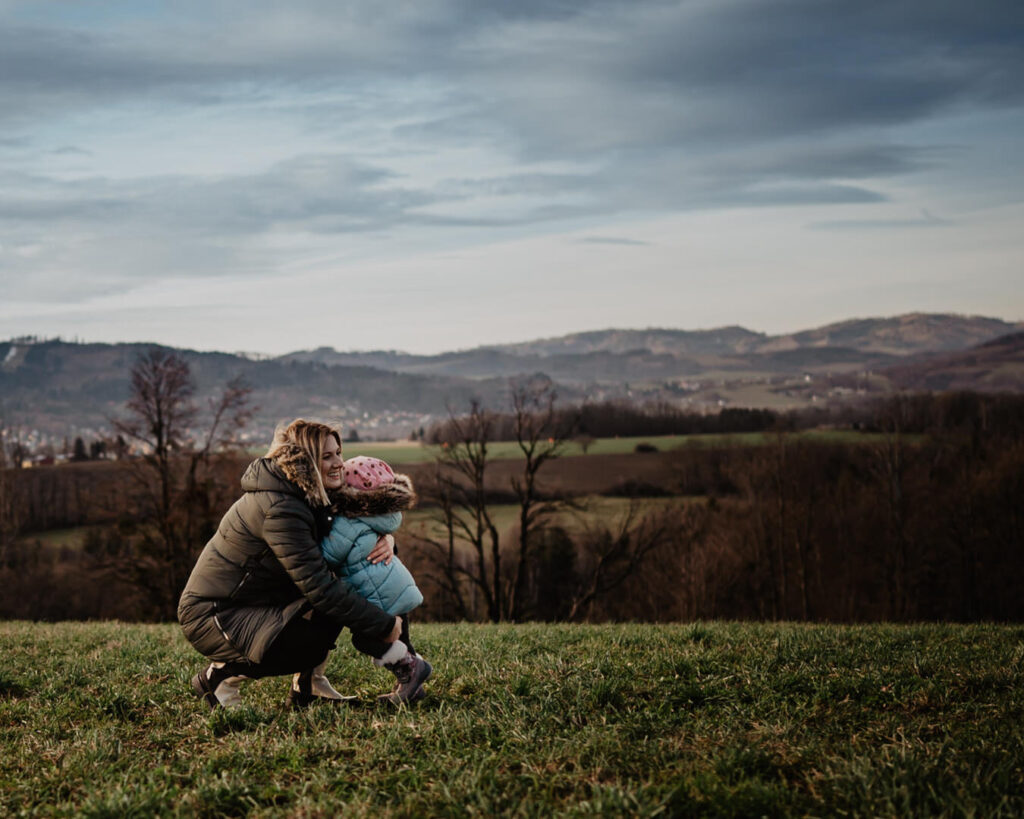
top-left (1, 622), bottom-right (1021, 817)
top-left (672, 429), bottom-right (925, 448)
top-left (403, 495), bottom-right (689, 543)
top-left (21, 497), bottom-right (681, 552)
top-left (14, 526), bottom-right (99, 549)
top-left (341, 430), bottom-right (910, 463)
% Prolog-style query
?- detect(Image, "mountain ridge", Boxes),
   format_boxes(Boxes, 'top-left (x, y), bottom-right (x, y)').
top-left (3, 313), bottom-right (1022, 444)
top-left (282, 313), bottom-right (1022, 377)
top-left (882, 331), bottom-right (1024, 392)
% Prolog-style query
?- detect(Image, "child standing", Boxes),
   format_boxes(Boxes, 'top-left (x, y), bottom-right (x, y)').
top-left (322, 456), bottom-right (432, 704)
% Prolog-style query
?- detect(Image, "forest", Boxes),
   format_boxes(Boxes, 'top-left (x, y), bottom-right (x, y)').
top-left (1, 368), bottom-right (1022, 624)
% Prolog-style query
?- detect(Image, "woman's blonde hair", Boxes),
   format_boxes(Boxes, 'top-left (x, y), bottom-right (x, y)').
top-left (265, 418), bottom-right (342, 507)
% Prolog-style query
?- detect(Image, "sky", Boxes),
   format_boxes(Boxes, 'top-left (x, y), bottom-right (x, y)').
top-left (0, 0), bottom-right (1022, 356)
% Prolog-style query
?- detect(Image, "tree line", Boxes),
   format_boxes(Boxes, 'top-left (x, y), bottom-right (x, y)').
top-left (426, 400), bottom-right (780, 444)
top-left (1, 346), bottom-right (1022, 623)
top-left (397, 391), bottom-right (1024, 623)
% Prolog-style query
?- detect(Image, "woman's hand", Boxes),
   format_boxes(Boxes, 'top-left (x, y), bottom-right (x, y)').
top-left (386, 616), bottom-right (403, 643)
top-left (368, 533), bottom-right (395, 565)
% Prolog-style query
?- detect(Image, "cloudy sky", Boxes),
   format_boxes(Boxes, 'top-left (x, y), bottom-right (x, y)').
top-left (1, 0), bottom-right (1022, 355)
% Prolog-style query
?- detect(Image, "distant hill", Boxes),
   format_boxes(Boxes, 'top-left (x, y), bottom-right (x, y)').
top-left (3, 313), bottom-right (1022, 442)
top-left (759, 313), bottom-right (1021, 356)
top-left (479, 326), bottom-right (768, 357)
top-left (0, 340), bottom-right (532, 443)
top-left (882, 331), bottom-right (1024, 392)
top-left (477, 315), bottom-right (1020, 358)
top-left (285, 313), bottom-right (1020, 383)
top-left (282, 346), bottom-right (714, 381)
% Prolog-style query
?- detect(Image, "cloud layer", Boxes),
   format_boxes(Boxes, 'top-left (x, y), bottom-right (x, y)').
top-left (1, 0), bottom-right (1022, 348)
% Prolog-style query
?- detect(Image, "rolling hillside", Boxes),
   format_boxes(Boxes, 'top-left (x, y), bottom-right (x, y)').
top-left (3, 313), bottom-right (1021, 442)
top-left (281, 313), bottom-right (1021, 382)
top-left (0, 340), bottom-right (531, 442)
top-left (882, 331), bottom-right (1024, 392)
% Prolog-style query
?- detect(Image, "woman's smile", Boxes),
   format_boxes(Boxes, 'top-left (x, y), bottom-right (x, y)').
top-left (321, 437), bottom-right (345, 489)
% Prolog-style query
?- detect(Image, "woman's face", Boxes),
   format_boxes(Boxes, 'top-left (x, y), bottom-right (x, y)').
top-left (320, 435), bottom-right (344, 489)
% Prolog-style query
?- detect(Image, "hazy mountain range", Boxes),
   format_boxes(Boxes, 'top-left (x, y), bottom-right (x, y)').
top-left (2, 313), bottom-right (1022, 443)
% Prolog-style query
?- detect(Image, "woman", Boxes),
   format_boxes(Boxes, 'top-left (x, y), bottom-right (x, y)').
top-left (177, 419), bottom-right (406, 709)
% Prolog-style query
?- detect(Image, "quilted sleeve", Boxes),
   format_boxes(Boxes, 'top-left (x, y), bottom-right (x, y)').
top-left (262, 496), bottom-right (395, 639)
top-left (344, 512), bottom-right (403, 565)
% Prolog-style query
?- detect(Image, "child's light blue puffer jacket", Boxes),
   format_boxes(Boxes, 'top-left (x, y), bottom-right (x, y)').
top-left (321, 512), bottom-right (423, 615)
top-left (321, 472), bottom-right (422, 616)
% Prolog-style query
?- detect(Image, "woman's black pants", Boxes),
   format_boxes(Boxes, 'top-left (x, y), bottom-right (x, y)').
top-left (223, 610), bottom-right (342, 679)
top-left (218, 610), bottom-right (411, 679)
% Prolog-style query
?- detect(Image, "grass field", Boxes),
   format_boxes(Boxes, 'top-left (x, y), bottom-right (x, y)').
top-left (340, 429), bottom-right (909, 464)
top-left (339, 435), bottom-right (691, 463)
top-left (12, 526), bottom-right (100, 549)
top-left (1, 621), bottom-right (1021, 817)
top-left (17, 497), bottom-right (684, 552)
top-left (402, 495), bottom-right (689, 544)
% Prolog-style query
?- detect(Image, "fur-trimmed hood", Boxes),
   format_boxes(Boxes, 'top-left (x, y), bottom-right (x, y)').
top-left (329, 472), bottom-right (417, 518)
top-left (272, 443), bottom-right (327, 507)
top-left (239, 443), bottom-right (326, 508)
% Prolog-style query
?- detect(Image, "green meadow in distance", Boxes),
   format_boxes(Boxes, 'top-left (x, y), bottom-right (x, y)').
top-left (338, 430), bottom-right (913, 464)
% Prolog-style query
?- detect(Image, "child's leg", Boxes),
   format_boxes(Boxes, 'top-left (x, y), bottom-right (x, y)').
top-left (351, 613), bottom-right (416, 664)
top-left (350, 614), bottom-right (430, 703)
top-left (399, 612), bottom-right (416, 656)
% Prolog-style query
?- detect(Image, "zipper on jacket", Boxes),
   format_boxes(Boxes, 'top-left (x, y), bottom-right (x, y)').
top-left (227, 547), bottom-right (271, 600)
top-left (230, 571), bottom-right (252, 600)
top-left (213, 547), bottom-right (274, 657)
top-left (212, 610), bottom-right (244, 657)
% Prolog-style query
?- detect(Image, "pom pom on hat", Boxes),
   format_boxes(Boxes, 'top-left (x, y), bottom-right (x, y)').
top-left (342, 456), bottom-right (396, 491)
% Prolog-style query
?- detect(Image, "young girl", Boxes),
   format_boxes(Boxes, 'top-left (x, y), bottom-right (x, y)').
top-left (322, 456), bottom-right (432, 704)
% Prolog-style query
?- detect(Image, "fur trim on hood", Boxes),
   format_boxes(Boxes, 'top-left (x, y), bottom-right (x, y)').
top-left (270, 442), bottom-right (327, 507)
top-left (329, 473), bottom-right (417, 518)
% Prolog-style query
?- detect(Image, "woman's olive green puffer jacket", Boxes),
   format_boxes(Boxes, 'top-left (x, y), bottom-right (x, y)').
top-left (177, 445), bottom-right (395, 664)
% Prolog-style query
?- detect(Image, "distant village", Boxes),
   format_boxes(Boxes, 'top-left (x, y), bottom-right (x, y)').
top-left (1, 408), bottom-right (437, 468)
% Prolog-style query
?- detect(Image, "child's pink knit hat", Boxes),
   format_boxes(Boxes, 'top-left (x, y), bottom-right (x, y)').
top-left (342, 456), bottom-right (396, 491)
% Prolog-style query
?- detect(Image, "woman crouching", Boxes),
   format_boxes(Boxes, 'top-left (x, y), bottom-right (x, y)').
top-left (177, 419), bottom-right (406, 709)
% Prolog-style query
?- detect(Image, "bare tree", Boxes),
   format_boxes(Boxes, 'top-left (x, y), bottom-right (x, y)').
top-left (575, 435), bottom-right (596, 455)
top-left (113, 349), bottom-right (196, 541)
top-left (109, 349), bottom-right (253, 619)
top-left (1, 410), bottom-right (28, 470)
top-left (417, 401), bottom-right (504, 621)
top-left (508, 382), bottom-right (576, 620)
top-left (566, 501), bottom-right (695, 622)
top-left (418, 469), bottom-right (474, 621)
top-left (0, 418), bottom-right (23, 568)
top-left (415, 384), bottom-right (576, 622)
top-left (871, 397), bottom-right (912, 620)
